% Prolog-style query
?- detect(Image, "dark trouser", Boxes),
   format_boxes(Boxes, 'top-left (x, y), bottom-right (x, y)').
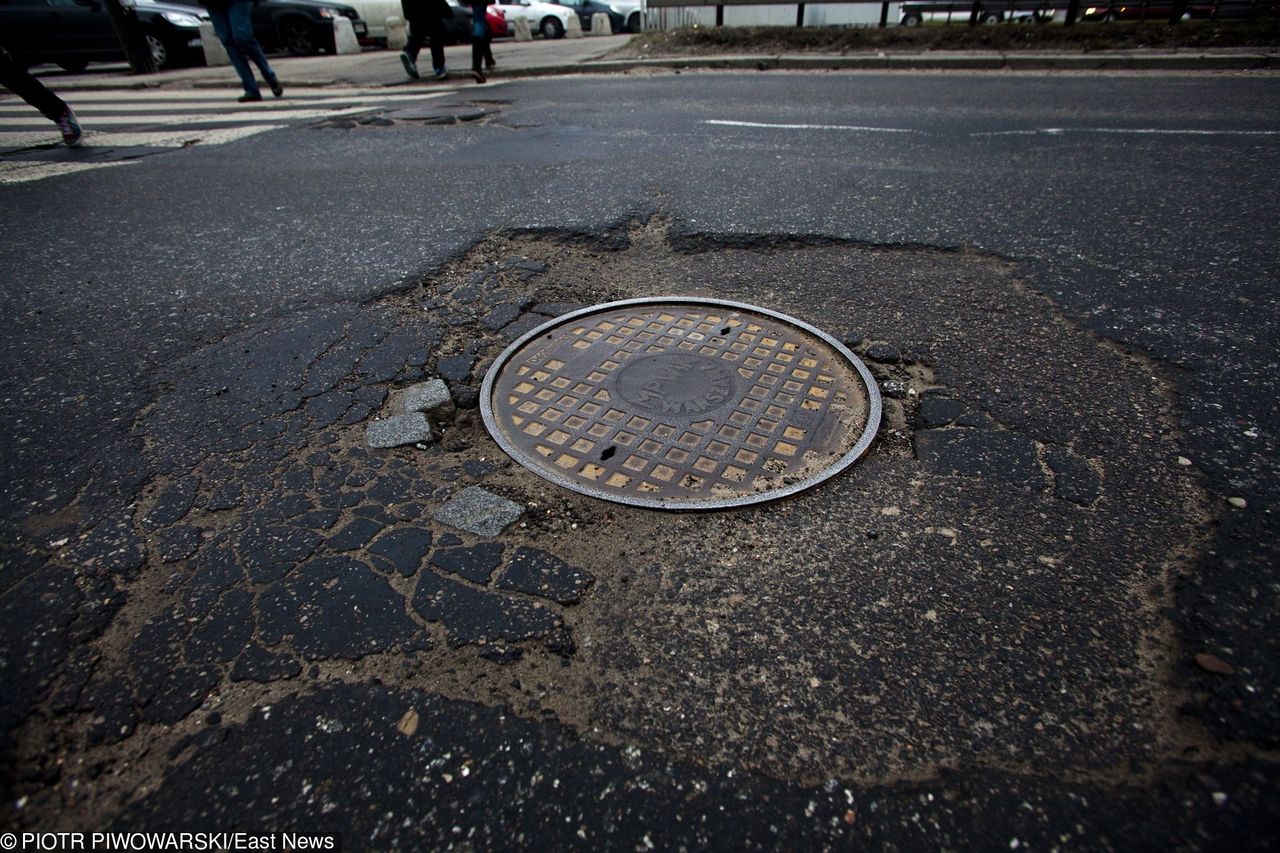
top-left (469, 3), bottom-right (492, 72)
top-left (206, 0), bottom-right (275, 97)
top-left (405, 16), bottom-right (446, 73)
top-left (0, 51), bottom-right (68, 122)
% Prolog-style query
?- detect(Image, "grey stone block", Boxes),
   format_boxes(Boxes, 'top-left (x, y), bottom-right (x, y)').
top-left (402, 379), bottom-right (453, 416)
top-left (434, 486), bottom-right (523, 538)
top-left (366, 413), bottom-right (432, 449)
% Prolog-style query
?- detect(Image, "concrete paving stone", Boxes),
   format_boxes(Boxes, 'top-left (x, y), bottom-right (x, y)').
top-left (496, 547), bottom-right (595, 604)
top-left (366, 412), bottom-right (432, 449)
top-left (429, 543), bottom-right (505, 584)
top-left (402, 379), bottom-right (453, 416)
top-left (433, 486), bottom-right (523, 538)
top-left (230, 645), bottom-right (303, 683)
top-left (326, 517), bottom-right (385, 552)
top-left (913, 427), bottom-right (1046, 491)
top-left (367, 527), bottom-right (433, 577)
top-left (258, 556), bottom-right (424, 659)
top-left (412, 569), bottom-right (557, 647)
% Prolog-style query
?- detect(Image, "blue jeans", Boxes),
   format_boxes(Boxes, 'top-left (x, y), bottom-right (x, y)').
top-left (207, 0), bottom-right (275, 97)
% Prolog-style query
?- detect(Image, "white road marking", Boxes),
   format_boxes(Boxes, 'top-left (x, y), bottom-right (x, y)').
top-left (705, 119), bottom-right (918, 133)
top-left (0, 106), bottom-right (379, 128)
top-left (0, 159), bottom-right (135, 184)
top-left (0, 91), bottom-right (458, 114)
top-left (705, 119), bottom-right (1280, 138)
top-left (0, 125), bottom-right (286, 150)
top-left (29, 87), bottom-right (462, 102)
top-left (971, 126), bottom-right (1280, 137)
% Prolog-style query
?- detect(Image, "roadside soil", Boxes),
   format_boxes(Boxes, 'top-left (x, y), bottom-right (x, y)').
top-left (607, 19), bottom-right (1280, 56)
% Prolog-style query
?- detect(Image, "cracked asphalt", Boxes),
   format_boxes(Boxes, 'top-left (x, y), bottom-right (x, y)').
top-left (2, 70), bottom-right (1278, 848)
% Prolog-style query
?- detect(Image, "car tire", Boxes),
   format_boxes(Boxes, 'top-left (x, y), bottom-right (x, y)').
top-left (626, 10), bottom-right (641, 32)
top-left (980, 11), bottom-right (1001, 22)
top-left (145, 32), bottom-right (172, 69)
top-left (58, 59), bottom-right (90, 74)
top-left (281, 17), bottom-right (319, 55)
top-left (540, 16), bottom-right (564, 38)
top-left (901, 12), bottom-right (922, 25)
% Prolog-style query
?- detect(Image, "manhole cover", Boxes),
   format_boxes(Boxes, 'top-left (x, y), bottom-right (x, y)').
top-left (480, 297), bottom-right (881, 510)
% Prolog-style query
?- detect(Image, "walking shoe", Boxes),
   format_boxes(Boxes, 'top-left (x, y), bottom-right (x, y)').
top-left (400, 51), bottom-right (419, 80)
top-left (485, 59), bottom-right (496, 70)
top-left (238, 92), bottom-right (263, 102)
top-left (471, 68), bottom-right (486, 84)
top-left (268, 75), bottom-right (284, 97)
top-left (433, 67), bottom-right (448, 80)
top-left (56, 108), bottom-right (82, 148)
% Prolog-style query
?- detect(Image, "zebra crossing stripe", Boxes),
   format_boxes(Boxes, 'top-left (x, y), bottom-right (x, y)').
top-left (0, 159), bottom-right (135, 185)
top-left (0, 125), bottom-right (287, 151)
top-left (0, 91), bottom-right (460, 114)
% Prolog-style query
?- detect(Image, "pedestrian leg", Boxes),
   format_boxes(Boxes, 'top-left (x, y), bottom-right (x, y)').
top-left (469, 2), bottom-right (487, 82)
top-left (427, 17), bottom-right (447, 77)
top-left (0, 51), bottom-right (81, 145)
top-left (207, 3), bottom-right (261, 99)
top-left (228, 0), bottom-right (281, 96)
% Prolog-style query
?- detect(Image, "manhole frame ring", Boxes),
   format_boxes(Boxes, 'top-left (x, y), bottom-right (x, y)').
top-left (479, 296), bottom-right (882, 511)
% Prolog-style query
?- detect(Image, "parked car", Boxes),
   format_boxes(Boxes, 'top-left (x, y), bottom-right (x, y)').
top-left (492, 0), bottom-right (574, 38)
top-left (0, 0), bottom-right (209, 71)
top-left (168, 0), bottom-right (367, 55)
top-left (552, 0), bottom-right (625, 32)
top-left (899, 0), bottom-right (1056, 23)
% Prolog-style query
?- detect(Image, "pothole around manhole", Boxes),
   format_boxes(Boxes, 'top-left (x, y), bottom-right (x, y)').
top-left (480, 297), bottom-right (881, 510)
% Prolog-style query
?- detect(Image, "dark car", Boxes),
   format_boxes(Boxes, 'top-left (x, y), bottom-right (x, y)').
top-left (169, 0), bottom-right (366, 55)
top-left (553, 0), bottom-right (624, 32)
top-left (0, 0), bottom-right (210, 71)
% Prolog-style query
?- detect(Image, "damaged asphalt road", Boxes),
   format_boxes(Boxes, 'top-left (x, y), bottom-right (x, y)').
top-left (1, 71), bottom-right (1278, 846)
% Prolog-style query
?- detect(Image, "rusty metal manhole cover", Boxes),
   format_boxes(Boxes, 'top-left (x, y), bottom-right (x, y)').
top-left (480, 297), bottom-right (881, 509)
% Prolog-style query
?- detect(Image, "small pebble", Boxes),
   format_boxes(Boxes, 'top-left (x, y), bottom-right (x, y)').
top-left (1228, 497), bottom-right (1247, 509)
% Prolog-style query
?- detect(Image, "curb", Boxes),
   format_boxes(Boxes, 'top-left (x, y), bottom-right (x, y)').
top-left (36, 50), bottom-right (1278, 92)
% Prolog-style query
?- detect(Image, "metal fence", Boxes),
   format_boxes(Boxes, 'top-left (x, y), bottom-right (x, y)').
top-left (641, 0), bottom-right (1279, 27)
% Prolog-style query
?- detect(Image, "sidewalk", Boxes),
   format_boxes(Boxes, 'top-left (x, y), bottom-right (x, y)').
top-left (31, 32), bottom-right (1279, 92)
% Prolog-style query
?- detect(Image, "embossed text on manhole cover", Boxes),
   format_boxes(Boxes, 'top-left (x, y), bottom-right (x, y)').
top-left (480, 297), bottom-right (881, 509)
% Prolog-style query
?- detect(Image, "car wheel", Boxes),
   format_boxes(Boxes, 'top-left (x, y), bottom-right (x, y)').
top-left (980, 11), bottom-right (1001, 22)
top-left (145, 32), bottom-right (171, 69)
top-left (281, 18), bottom-right (319, 55)
top-left (540, 16), bottom-right (564, 38)
top-left (901, 12), bottom-right (922, 25)
top-left (626, 10), bottom-right (641, 32)
top-left (58, 59), bottom-right (90, 74)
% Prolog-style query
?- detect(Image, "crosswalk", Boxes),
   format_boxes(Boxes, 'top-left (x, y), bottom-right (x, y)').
top-left (0, 85), bottom-right (472, 184)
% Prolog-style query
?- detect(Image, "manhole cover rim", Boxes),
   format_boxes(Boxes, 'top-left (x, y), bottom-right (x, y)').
top-left (480, 296), bottom-right (882, 511)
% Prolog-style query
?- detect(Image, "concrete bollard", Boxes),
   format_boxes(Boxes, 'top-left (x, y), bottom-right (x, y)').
top-left (589, 12), bottom-right (611, 34)
top-left (512, 16), bottom-right (532, 40)
top-left (333, 17), bottom-right (361, 54)
top-left (198, 22), bottom-right (230, 66)
top-left (565, 14), bottom-right (583, 37)
top-left (385, 15), bottom-right (408, 50)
